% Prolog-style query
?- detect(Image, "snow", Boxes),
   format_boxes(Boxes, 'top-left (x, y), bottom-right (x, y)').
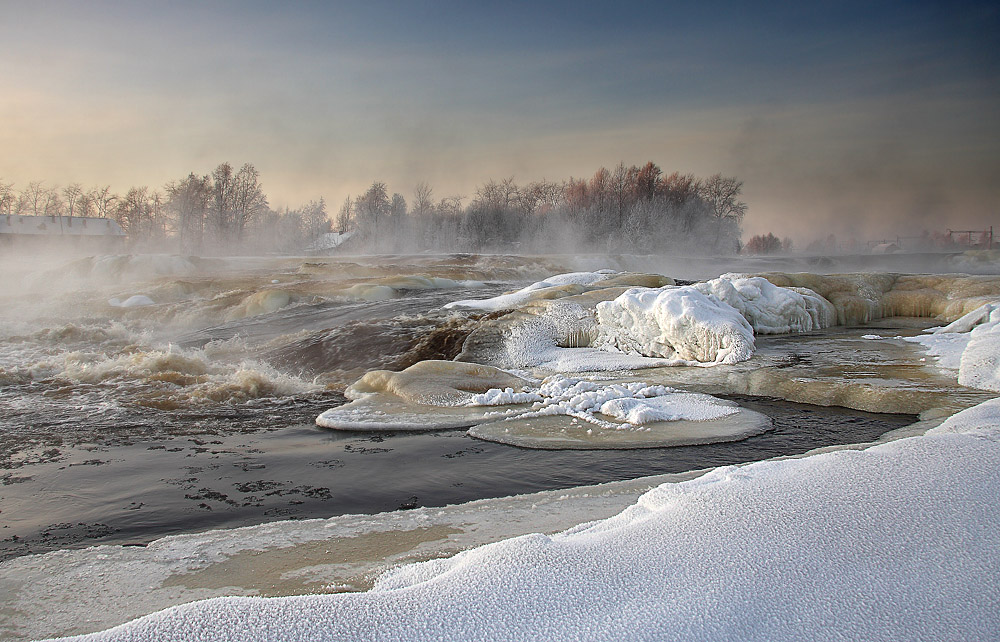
top-left (455, 273), bottom-right (835, 369)
top-left (444, 270), bottom-right (617, 311)
top-left (694, 275), bottom-right (836, 334)
top-left (473, 375), bottom-right (739, 427)
top-left (50, 398), bottom-right (1000, 642)
top-left (317, 367), bottom-right (767, 448)
top-left (595, 285), bottom-right (757, 363)
top-left (108, 295), bottom-right (155, 308)
top-left (906, 303), bottom-right (1000, 391)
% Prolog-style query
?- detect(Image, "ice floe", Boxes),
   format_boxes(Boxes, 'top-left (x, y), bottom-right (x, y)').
top-left (318, 365), bottom-right (771, 449)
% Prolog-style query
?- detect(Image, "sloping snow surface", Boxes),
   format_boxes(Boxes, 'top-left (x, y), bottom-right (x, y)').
top-left (54, 398), bottom-right (1000, 641)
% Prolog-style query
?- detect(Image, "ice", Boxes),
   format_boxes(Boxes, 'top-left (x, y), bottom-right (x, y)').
top-left (465, 374), bottom-right (770, 449)
top-left (226, 290), bottom-right (293, 319)
top-left (50, 397), bottom-right (1000, 642)
top-left (694, 274), bottom-right (836, 334)
top-left (455, 273), bottom-right (836, 369)
top-left (444, 270), bottom-right (619, 311)
top-left (595, 285), bottom-right (757, 363)
top-left (906, 303), bottom-right (1000, 392)
top-left (316, 361), bottom-right (534, 430)
top-left (108, 295), bottom-right (155, 308)
top-left (600, 393), bottom-right (740, 423)
top-left (317, 367), bottom-right (769, 448)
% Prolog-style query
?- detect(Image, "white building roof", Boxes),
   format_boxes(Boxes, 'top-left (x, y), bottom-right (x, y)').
top-left (0, 215), bottom-right (126, 237)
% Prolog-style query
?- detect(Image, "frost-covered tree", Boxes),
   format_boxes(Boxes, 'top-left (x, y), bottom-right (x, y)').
top-left (166, 173), bottom-right (212, 252)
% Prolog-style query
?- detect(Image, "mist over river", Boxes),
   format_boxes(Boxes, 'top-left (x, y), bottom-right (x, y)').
top-left (0, 252), bottom-right (993, 562)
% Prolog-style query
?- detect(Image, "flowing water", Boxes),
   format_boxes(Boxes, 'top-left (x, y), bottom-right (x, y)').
top-left (0, 253), bottom-right (952, 561)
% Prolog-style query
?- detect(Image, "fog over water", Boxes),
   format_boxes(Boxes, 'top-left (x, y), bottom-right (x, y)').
top-left (2, 249), bottom-right (997, 564)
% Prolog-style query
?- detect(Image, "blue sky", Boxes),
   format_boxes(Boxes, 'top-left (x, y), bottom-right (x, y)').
top-left (2, 0), bottom-right (997, 241)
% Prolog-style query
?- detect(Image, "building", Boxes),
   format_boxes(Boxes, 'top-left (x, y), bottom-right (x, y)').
top-left (0, 214), bottom-right (126, 250)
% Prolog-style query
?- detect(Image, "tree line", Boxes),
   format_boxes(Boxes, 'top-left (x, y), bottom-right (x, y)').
top-left (0, 162), bottom-right (330, 254)
top-left (1, 160), bottom-right (749, 255)
top-left (342, 161), bottom-right (748, 254)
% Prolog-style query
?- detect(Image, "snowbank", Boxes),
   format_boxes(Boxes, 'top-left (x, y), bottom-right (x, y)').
top-left (907, 303), bottom-right (1000, 392)
top-left (595, 286), bottom-right (756, 363)
top-left (54, 397), bottom-right (1000, 642)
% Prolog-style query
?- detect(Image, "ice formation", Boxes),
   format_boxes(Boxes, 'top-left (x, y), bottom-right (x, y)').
top-left (444, 270), bottom-right (672, 311)
top-left (444, 270), bottom-right (619, 311)
top-left (595, 286), bottom-right (757, 363)
top-left (315, 361), bottom-right (534, 430)
top-left (907, 303), bottom-right (1000, 392)
top-left (49, 397), bottom-right (1000, 642)
top-left (108, 294), bottom-right (155, 308)
top-left (456, 273), bottom-right (836, 368)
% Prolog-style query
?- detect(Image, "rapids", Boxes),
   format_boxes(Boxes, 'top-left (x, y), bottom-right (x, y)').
top-left (1, 251), bottom-right (998, 567)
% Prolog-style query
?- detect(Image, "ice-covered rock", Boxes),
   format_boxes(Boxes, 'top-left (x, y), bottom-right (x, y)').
top-left (595, 285), bottom-right (756, 363)
top-left (694, 275), bottom-right (836, 334)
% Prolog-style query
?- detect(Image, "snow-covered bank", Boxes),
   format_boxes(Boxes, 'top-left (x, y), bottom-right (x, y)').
top-left (44, 398), bottom-right (1000, 642)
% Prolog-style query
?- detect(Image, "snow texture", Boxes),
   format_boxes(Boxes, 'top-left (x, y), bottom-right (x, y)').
top-left (470, 374), bottom-right (738, 427)
top-left (907, 303), bottom-right (1000, 391)
top-left (595, 285), bottom-right (757, 363)
top-left (53, 397), bottom-right (1000, 642)
top-left (693, 275), bottom-right (836, 334)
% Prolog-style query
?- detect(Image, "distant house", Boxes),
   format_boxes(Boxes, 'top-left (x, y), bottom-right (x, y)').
top-left (304, 230), bottom-right (354, 254)
top-left (871, 242), bottom-right (900, 254)
top-left (0, 214), bottom-right (126, 250)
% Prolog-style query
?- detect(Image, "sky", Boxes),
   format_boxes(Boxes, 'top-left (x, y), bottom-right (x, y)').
top-left (2, 0), bottom-right (998, 244)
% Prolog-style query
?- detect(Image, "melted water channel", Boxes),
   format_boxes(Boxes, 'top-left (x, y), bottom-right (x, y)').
top-left (0, 398), bottom-right (912, 561)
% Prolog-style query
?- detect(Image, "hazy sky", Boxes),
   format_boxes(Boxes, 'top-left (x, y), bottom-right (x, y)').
top-left (3, 0), bottom-right (998, 242)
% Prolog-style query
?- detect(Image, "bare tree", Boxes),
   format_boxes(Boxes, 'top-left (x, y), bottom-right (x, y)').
top-left (700, 174), bottom-right (747, 252)
top-left (166, 173), bottom-right (211, 252)
top-left (62, 183), bottom-right (83, 218)
top-left (18, 182), bottom-right (46, 215)
top-left (355, 181), bottom-right (390, 239)
top-left (701, 174), bottom-right (747, 224)
top-left (89, 186), bottom-right (117, 220)
top-left (335, 196), bottom-right (353, 234)
top-left (115, 186), bottom-right (150, 239)
top-left (0, 181), bottom-right (14, 216)
top-left (412, 182), bottom-right (434, 219)
top-left (231, 163), bottom-right (267, 242)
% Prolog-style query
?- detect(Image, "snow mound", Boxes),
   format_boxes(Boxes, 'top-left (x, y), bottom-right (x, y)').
top-left (906, 303), bottom-right (1000, 392)
top-left (694, 275), bottom-right (836, 334)
top-left (595, 286), bottom-right (756, 363)
top-left (467, 375), bottom-right (770, 449)
top-left (454, 273), bottom-right (834, 369)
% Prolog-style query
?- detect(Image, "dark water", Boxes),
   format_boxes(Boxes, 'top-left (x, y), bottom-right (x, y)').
top-left (0, 396), bottom-right (913, 562)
